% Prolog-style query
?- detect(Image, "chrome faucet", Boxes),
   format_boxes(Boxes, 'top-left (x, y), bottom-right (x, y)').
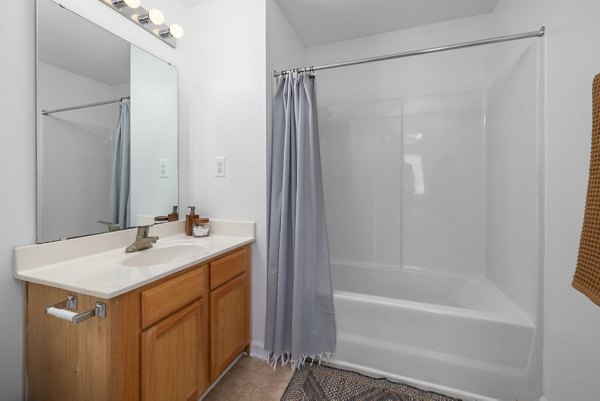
top-left (125, 225), bottom-right (159, 253)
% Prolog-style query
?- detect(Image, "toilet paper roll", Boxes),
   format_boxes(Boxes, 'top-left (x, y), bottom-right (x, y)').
top-left (46, 307), bottom-right (78, 322)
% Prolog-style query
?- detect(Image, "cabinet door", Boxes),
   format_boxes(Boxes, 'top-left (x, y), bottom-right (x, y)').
top-left (141, 299), bottom-right (208, 401)
top-left (210, 273), bottom-right (249, 381)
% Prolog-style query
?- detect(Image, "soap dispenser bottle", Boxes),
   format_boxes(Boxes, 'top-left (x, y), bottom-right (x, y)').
top-left (168, 206), bottom-right (179, 222)
top-left (186, 206), bottom-right (199, 236)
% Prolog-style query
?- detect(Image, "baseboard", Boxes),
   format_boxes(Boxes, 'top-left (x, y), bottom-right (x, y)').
top-left (249, 339), bottom-right (268, 360)
top-left (197, 354), bottom-right (243, 400)
top-left (197, 341), bottom-right (271, 400)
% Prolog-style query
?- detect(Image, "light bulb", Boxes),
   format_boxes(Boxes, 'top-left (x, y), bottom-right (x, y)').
top-left (148, 9), bottom-right (165, 25)
top-left (169, 24), bottom-right (184, 38)
top-left (112, 0), bottom-right (140, 9)
top-left (124, 0), bottom-right (141, 8)
top-left (138, 8), bottom-right (165, 25)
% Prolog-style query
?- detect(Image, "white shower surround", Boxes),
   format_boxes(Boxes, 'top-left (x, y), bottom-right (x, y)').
top-left (313, 14), bottom-right (542, 401)
top-left (331, 262), bottom-right (535, 400)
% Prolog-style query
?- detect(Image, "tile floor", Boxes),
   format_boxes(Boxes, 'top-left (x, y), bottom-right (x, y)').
top-left (203, 355), bottom-right (293, 401)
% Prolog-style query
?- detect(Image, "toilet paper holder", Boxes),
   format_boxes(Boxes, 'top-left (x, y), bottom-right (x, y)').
top-left (45, 295), bottom-right (107, 324)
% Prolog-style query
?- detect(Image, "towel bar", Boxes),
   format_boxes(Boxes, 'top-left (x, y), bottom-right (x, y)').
top-left (45, 295), bottom-right (106, 324)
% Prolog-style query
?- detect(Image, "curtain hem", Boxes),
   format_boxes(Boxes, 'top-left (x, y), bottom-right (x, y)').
top-left (267, 351), bottom-right (336, 372)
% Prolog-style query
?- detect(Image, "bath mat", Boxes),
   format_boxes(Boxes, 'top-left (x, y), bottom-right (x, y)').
top-left (574, 73), bottom-right (600, 307)
top-left (280, 364), bottom-right (461, 401)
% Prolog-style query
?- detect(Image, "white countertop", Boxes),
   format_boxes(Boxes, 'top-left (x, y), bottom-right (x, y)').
top-left (14, 220), bottom-right (255, 299)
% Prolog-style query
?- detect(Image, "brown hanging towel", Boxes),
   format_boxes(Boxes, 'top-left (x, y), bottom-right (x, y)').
top-left (574, 73), bottom-right (600, 307)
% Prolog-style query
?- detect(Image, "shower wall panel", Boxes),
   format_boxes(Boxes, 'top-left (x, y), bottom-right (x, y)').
top-left (402, 91), bottom-right (485, 275)
top-left (320, 102), bottom-right (379, 264)
top-left (320, 100), bottom-right (403, 266)
top-left (311, 15), bottom-right (492, 276)
top-left (486, 43), bottom-right (541, 322)
top-left (320, 91), bottom-right (485, 276)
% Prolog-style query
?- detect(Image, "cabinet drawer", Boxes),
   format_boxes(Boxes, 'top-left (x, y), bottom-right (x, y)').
top-left (210, 248), bottom-right (247, 290)
top-left (141, 265), bottom-right (207, 328)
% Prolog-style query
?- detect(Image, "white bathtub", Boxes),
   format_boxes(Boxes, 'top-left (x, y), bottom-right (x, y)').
top-left (330, 262), bottom-right (535, 401)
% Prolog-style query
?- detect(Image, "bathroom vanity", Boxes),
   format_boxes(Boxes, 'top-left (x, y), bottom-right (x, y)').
top-left (26, 2), bottom-right (253, 399)
top-left (15, 220), bottom-right (254, 401)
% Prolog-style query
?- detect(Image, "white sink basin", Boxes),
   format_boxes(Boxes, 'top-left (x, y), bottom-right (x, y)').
top-left (120, 242), bottom-right (208, 267)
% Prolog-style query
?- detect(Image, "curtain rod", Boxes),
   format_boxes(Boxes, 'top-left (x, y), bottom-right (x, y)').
top-left (41, 96), bottom-right (130, 116)
top-left (274, 26), bottom-right (545, 78)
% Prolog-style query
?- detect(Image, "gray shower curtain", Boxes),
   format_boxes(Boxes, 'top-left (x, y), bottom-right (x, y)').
top-left (108, 98), bottom-right (130, 229)
top-left (265, 72), bottom-right (336, 369)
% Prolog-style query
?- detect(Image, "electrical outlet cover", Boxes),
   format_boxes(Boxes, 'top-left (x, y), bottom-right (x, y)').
top-left (215, 156), bottom-right (225, 177)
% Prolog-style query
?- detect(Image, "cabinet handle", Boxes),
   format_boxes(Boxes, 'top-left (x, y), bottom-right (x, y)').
top-left (45, 295), bottom-right (106, 324)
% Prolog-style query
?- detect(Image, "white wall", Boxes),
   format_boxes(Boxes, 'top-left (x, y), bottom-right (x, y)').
top-left (0, 1), bottom-right (189, 399)
top-left (267, 0), bottom-right (305, 76)
top-left (186, 0), bottom-right (269, 355)
top-left (493, 1), bottom-right (600, 400)
top-left (0, 2), bottom-right (36, 398)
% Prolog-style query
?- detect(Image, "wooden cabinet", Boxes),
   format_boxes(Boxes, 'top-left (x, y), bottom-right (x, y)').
top-left (25, 245), bottom-right (251, 401)
top-left (140, 266), bottom-right (209, 401)
top-left (141, 267), bottom-right (207, 328)
top-left (25, 283), bottom-right (140, 401)
top-left (210, 247), bottom-right (247, 289)
top-left (209, 248), bottom-right (250, 381)
top-left (210, 274), bottom-right (249, 380)
top-left (141, 300), bottom-right (207, 401)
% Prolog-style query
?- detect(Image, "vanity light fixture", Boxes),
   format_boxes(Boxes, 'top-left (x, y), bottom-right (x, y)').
top-left (112, 0), bottom-right (141, 9)
top-left (138, 8), bottom-right (164, 25)
top-left (160, 23), bottom-right (184, 39)
top-left (98, 0), bottom-right (183, 48)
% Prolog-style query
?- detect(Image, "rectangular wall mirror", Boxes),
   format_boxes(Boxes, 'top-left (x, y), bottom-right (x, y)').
top-left (36, 0), bottom-right (179, 243)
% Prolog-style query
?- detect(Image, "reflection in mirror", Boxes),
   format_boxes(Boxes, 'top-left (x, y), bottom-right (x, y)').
top-left (36, 0), bottom-right (178, 243)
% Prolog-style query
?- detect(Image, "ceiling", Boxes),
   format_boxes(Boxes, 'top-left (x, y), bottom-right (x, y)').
top-left (276, 0), bottom-right (500, 47)
top-left (180, 0), bottom-right (500, 46)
